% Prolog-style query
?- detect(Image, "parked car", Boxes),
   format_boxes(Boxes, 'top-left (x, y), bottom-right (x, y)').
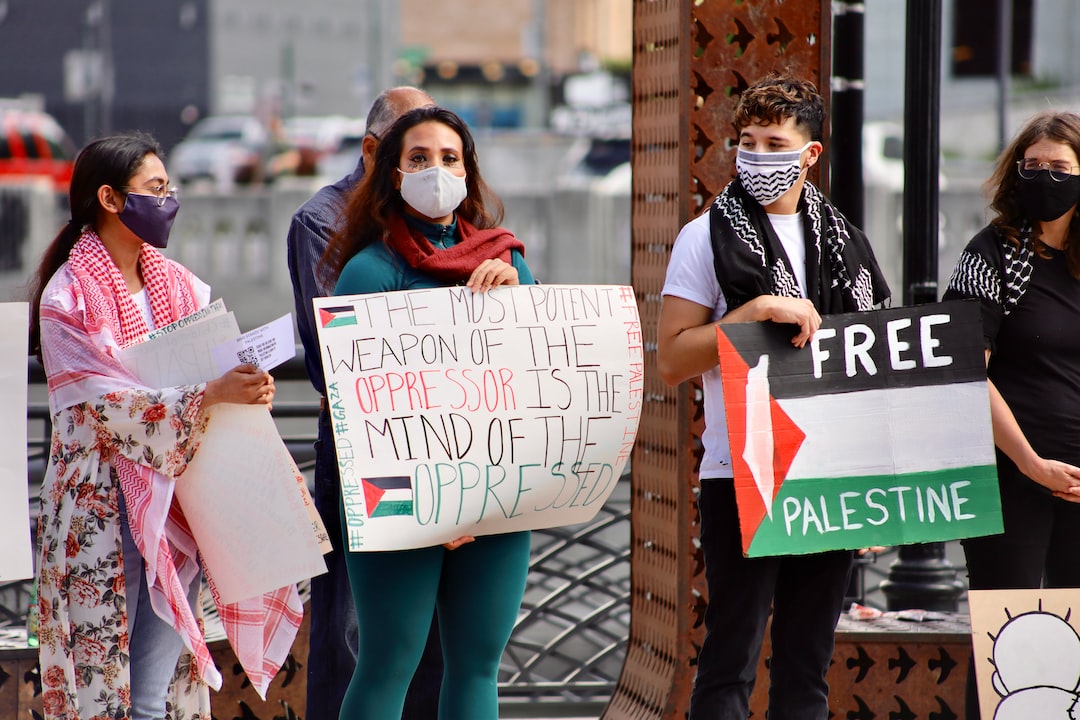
top-left (284, 115), bottom-right (364, 176)
top-left (0, 107), bottom-right (76, 190)
top-left (315, 124), bottom-right (367, 180)
top-left (863, 121), bottom-right (948, 192)
top-left (169, 115), bottom-right (268, 187)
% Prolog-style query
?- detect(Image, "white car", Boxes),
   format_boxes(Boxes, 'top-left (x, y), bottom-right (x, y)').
top-left (170, 116), bottom-right (268, 187)
top-left (863, 121), bottom-right (948, 192)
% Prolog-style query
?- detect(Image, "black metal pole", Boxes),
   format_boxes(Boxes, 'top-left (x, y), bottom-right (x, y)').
top-left (880, 0), bottom-right (965, 612)
top-left (900, 0), bottom-right (941, 307)
top-left (830, 2), bottom-right (865, 228)
top-left (996, 0), bottom-right (1013, 152)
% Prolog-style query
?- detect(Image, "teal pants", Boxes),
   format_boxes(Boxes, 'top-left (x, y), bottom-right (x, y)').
top-left (338, 507), bottom-right (531, 720)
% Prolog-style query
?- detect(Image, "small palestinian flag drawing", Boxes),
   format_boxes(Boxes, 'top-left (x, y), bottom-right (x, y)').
top-left (319, 305), bottom-right (357, 328)
top-left (717, 299), bottom-right (1003, 557)
top-left (362, 476), bottom-right (414, 518)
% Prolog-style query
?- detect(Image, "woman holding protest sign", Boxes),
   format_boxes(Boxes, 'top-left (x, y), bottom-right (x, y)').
top-left (322, 105), bottom-right (534, 719)
top-left (943, 111), bottom-right (1080, 719)
top-left (27, 132), bottom-right (296, 720)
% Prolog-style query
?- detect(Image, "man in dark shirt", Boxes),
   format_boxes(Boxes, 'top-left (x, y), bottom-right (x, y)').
top-left (287, 85), bottom-right (440, 720)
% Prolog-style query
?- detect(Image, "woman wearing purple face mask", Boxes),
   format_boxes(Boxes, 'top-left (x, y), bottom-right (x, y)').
top-left (27, 132), bottom-right (294, 720)
top-left (944, 112), bottom-right (1080, 720)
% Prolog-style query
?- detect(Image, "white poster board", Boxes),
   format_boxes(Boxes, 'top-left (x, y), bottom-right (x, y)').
top-left (119, 307), bottom-right (328, 604)
top-left (0, 303), bottom-right (31, 581)
top-left (315, 284), bottom-right (643, 551)
top-left (969, 588), bottom-right (1080, 720)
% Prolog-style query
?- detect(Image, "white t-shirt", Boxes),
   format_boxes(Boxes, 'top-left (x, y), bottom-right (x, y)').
top-left (661, 209), bottom-right (807, 479)
top-left (131, 287), bottom-right (157, 331)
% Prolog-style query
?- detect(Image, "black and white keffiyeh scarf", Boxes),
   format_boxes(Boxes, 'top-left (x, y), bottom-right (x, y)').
top-left (708, 178), bottom-right (891, 314)
top-left (942, 224), bottom-right (1036, 350)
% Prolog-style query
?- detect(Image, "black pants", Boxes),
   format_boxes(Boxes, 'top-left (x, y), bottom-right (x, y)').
top-left (690, 479), bottom-right (853, 720)
top-left (961, 463), bottom-right (1080, 720)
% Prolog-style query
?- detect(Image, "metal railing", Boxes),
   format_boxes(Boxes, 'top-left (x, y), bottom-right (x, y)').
top-left (15, 354), bottom-right (632, 705)
top-left (12, 354), bottom-right (950, 707)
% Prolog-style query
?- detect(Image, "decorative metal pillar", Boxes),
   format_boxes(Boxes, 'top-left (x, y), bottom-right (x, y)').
top-left (880, 0), bottom-right (965, 612)
top-left (611, 2), bottom-right (830, 718)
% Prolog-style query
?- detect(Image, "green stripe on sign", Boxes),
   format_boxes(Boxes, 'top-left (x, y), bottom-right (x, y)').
top-left (326, 316), bottom-right (357, 327)
top-left (746, 465), bottom-right (1002, 557)
top-left (369, 500), bottom-right (413, 518)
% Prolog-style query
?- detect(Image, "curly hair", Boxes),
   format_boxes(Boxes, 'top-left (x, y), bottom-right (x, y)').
top-left (732, 72), bottom-right (825, 141)
top-left (323, 106), bottom-right (504, 276)
top-left (986, 111), bottom-right (1080, 277)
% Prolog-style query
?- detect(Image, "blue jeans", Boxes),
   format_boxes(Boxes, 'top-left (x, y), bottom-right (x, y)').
top-left (119, 493), bottom-right (201, 720)
top-left (309, 409), bottom-right (443, 720)
top-left (690, 479), bottom-right (853, 720)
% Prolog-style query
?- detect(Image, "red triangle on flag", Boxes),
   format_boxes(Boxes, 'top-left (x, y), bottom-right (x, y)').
top-left (717, 326), bottom-right (805, 554)
top-left (362, 479), bottom-right (386, 514)
top-left (318, 307), bottom-right (336, 327)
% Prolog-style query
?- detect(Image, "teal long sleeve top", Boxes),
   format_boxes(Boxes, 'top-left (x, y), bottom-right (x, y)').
top-left (334, 214), bottom-right (534, 295)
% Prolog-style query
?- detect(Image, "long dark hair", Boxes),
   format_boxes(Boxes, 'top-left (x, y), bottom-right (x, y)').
top-left (323, 106), bottom-right (504, 276)
top-left (987, 111), bottom-right (1080, 277)
top-left (27, 131), bottom-right (162, 358)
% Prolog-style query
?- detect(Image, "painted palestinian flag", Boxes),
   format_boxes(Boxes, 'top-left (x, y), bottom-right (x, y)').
top-left (318, 304), bottom-right (357, 328)
top-left (716, 299), bottom-right (1003, 557)
top-left (362, 476), bottom-right (414, 518)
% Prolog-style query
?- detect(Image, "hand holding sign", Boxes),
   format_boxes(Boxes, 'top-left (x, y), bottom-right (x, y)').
top-left (716, 299), bottom-right (1003, 557)
top-left (315, 284), bottom-right (643, 552)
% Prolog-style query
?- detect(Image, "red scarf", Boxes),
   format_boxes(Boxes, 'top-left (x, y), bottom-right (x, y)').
top-left (386, 214), bottom-right (525, 282)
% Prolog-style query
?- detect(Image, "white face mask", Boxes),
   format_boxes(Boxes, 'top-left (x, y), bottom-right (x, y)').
top-left (398, 165), bottom-right (468, 220)
top-left (735, 141), bottom-right (813, 205)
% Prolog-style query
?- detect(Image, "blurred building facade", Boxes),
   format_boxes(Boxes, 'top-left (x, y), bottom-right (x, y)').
top-left (398, 0), bottom-right (631, 128)
top-left (0, 0), bottom-right (629, 151)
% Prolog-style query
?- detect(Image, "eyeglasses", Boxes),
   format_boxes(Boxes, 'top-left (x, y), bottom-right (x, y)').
top-left (1016, 158), bottom-right (1080, 182)
top-left (121, 184), bottom-right (179, 207)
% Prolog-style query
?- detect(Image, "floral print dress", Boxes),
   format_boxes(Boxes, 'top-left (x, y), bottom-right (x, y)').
top-left (38, 389), bottom-right (211, 719)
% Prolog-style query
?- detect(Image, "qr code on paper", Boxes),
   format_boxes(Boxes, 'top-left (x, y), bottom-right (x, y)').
top-left (236, 346), bottom-right (260, 368)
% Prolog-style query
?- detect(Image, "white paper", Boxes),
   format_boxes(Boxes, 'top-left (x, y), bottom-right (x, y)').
top-left (315, 284), bottom-right (643, 551)
top-left (120, 305), bottom-right (327, 603)
top-left (211, 313), bottom-right (296, 374)
top-left (121, 311), bottom-right (241, 387)
top-left (0, 303), bottom-right (32, 581)
top-left (146, 298), bottom-right (227, 341)
top-left (178, 404), bottom-right (327, 604)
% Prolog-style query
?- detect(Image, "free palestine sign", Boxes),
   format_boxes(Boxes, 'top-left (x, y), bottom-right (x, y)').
top-left (716, 299), bottom-right (1003, 557)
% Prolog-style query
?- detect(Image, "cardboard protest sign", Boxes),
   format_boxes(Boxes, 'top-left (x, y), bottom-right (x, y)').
top-left (315, 284), bottom-right (642, 551)
top-left (716, 299), bottom-right (1002, 557)
top-left (0, 303), bottom-right (31, 581)
top-left (119, 307), bottom-right (328, 604)
top-left (969, 589), bottom-right (1080, 720)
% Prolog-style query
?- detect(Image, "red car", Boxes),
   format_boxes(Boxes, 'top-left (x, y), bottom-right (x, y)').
top-left (0, 109), bottom-right (76, 190)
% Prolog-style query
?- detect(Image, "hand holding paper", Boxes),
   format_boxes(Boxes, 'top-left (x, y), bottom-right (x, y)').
top-left (203, 364), bottom-right (275, 408)
top-left (210, 313), bottom-right (296, 374)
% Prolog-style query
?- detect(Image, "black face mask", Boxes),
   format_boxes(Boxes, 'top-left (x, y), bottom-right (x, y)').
top-left (1017, 170), bottom-right (1080, 222)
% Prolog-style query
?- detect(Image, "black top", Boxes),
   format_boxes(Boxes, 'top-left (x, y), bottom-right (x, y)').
top-left (988, 244), bottom-right (1080, 466)
top-left (946, 225), bottom-right (1080, 469)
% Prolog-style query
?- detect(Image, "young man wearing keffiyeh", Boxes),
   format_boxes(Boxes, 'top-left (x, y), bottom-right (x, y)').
top-left (657, 74), bottom-right (891, 720)
top-left (27, 132), bottom-right (300, 720)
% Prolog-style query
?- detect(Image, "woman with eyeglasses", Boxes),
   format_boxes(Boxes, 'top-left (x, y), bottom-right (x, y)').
top-left (943, 112), bottom-right (1080, 719)
top-left (27, 132), bottom-right (292, 720)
